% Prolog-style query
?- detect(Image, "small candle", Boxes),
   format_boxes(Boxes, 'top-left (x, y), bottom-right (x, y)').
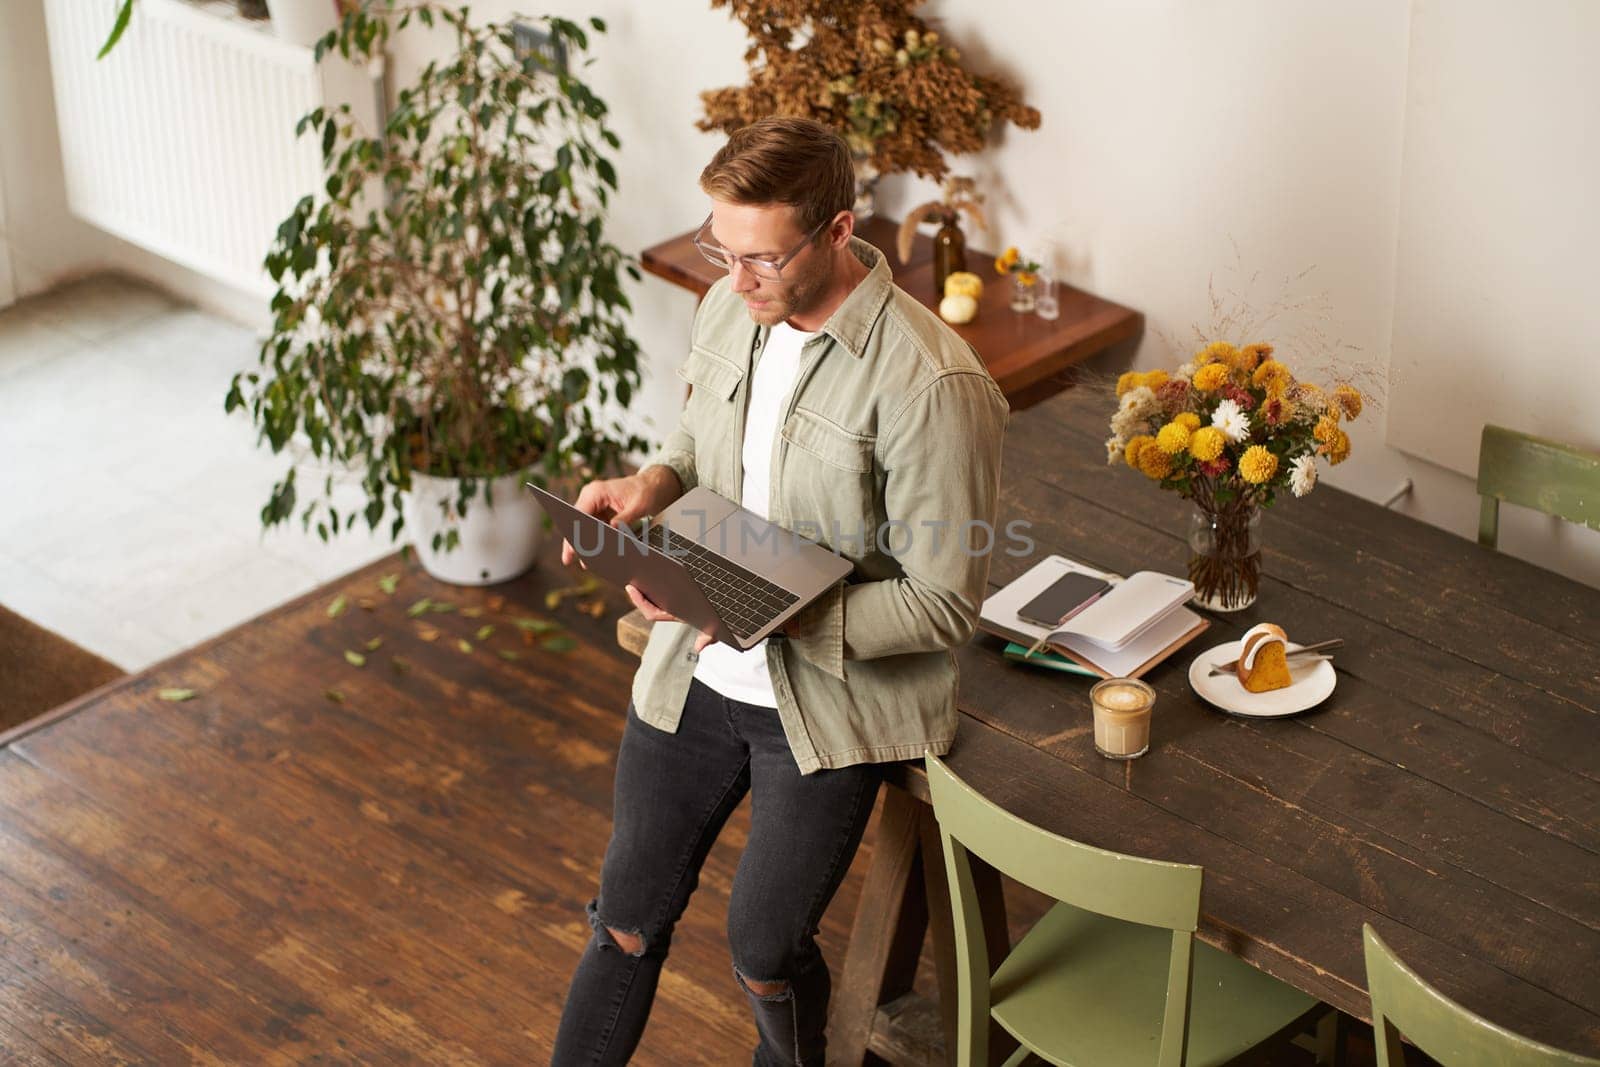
top-left (1090, 678), bottom-right (1156, 760)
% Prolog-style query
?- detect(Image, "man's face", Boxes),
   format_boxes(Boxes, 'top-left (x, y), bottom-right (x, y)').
top-left (707, 201), bottom-right (835, 328)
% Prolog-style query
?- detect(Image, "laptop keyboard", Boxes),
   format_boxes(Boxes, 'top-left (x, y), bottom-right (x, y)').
top-left (645, 524), bottom-right (800, 640)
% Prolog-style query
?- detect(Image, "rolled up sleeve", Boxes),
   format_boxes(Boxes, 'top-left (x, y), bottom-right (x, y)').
top-left (786, 371), bottom-right (1009, 677)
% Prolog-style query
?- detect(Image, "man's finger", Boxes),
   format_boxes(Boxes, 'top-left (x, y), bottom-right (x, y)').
top-left (694, 631), bottom-right (716, 652)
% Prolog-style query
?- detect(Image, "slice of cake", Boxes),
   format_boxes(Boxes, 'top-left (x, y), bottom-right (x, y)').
top-left (1236, 624), bottom-right (1292, 693)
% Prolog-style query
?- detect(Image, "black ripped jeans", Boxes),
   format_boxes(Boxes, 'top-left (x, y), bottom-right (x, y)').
top-left (551, 677), bottom-right (882, 1066)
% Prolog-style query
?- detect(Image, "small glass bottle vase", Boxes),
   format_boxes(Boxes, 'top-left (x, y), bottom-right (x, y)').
top-left (1186, 503), bottom-right (1262, 612)
top-left (1009, 273), bottom-right (1036, 313)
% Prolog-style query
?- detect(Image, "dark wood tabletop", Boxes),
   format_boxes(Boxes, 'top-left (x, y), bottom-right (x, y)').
top-left (640, 216), bottom-right (1144, 409)
top-left (948, 385), bottom-right (1600, 1055)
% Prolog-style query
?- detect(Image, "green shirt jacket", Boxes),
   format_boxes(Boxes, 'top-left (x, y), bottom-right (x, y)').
top-left (632, 237), bottom-right (1012, 774)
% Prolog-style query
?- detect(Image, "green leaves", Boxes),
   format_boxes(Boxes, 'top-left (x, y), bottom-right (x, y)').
top-left (97, 0), bottom-right (134, 60)
top-left (238, 8), bottom-right (644, 550)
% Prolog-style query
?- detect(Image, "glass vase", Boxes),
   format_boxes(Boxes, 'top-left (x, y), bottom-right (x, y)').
top-left (1186, 502), bottom-right (1262, 612)
top-left (1009, 273), bottom-right (1036, 313)
top-left (932, 217), bottom-right (966, 300)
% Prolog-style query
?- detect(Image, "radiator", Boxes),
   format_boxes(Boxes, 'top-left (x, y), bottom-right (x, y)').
top-left (41, 0), bottom-right (380, 297)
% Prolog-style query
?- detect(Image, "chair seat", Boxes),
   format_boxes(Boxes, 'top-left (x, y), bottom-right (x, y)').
top-left (990, 901), bottom-right (1318, 1067)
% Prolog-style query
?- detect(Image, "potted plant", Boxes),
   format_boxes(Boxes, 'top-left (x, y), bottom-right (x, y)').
top-left (698, 0), bottom-right (1041, 215)
top-left (225, 4), bottom-right (648, 586)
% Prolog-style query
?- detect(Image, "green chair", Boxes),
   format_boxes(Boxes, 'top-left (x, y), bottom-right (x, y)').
top-left (1362, 925), bottom-right (1599, 1067)
top-left (925, 753), bottom-right (1336, 1067)
top-left (1476, 425), bottom-right (1600, 549)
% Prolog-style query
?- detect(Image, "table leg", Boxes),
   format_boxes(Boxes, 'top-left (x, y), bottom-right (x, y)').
top-left (832, 785), bottom-right (929, 1064)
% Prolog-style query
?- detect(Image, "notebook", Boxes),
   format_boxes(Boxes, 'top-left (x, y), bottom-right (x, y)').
top-left (979, 555), bottom-right (1209, 679)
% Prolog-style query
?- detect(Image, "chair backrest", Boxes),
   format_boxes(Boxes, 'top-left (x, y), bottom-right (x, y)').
top-left (1476, 425), bottom-right (1600, 549)
top-left (1363, 925), bottom-right (1600, 1067)
top-left (925, 754), bottom-right (1204, 1067)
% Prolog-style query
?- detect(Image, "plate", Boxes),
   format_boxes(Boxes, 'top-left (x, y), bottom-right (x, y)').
top-left (1187, 640), bottom-right (1336, 718)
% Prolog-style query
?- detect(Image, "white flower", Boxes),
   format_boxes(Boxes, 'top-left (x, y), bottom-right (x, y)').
top-left (1120, 386), bottom-right (1158, 420)
top-left (1105, 436), bottom-right (1125, 464)
top-left (1110, 386), bottom-right (1159, 441)
top-left (1175, 361), bottom-right (1196, 382)
top-left (1290, 454), bottom-right (1318, 497)
top-left (1212, 398), bottom-right (1249, 443)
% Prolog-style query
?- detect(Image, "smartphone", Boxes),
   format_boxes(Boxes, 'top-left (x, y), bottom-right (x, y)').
top-left (1017, 572), bottom-right (1113, 628)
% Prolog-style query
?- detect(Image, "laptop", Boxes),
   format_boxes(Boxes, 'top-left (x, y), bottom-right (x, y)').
top-left (527, 483), bottom-right (855, 650)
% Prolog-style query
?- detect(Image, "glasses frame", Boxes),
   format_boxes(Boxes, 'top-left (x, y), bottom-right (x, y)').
top-left (690, 213), bottom-right (833, 283)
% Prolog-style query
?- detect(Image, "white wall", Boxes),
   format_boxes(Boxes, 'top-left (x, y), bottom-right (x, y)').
top-left (9, 0), bottom-right (1597, 586)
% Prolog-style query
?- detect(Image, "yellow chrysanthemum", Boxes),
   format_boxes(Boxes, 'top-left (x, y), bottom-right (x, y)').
top-left (1313, 413), bottom-right (1341, 443)
top-left (1124, 434), bottom-right (1155, 467)
top-left (1334, 384), bottom-right (1364, 420)
top-left (1239, 445), bottom-right (1278, 485)
top-left (1324, 428), bottom-right (1352, 465)
top-left (1192, 363), bottom-right (1230, 392)
top-left (1252, 359), bottom-right (1292, 395)
top-left (1188, 426), bottom-right (1225, 462)
top-left (1195, 341), bottom-right (1238, 367)
top-left (1236, 342), bottom-right (1274, 373)
top-left (1143, 369), bottom-right (1170, 391)
top-left (1116, 371), bottom-right (1140, 397)
top-left (1155, 422), bottom-right (1191, 454)
top-left (994, 246), bottom-right (1019, 275)
top-left (1137, 444), bottom-right (1174, 479)
top-left (1175, 412), bottom-right (1202, 431)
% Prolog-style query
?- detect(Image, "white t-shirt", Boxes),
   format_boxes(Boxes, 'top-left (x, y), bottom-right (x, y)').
top-left (692, 321), bottom-right (818, 707)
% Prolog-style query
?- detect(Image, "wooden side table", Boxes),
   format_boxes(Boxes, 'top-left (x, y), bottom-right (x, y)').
top-left (639, 217), bottom-right (1143, 410)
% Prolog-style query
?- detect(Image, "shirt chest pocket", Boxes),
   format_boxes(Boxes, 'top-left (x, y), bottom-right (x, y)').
top-left (677, 345), bottom-right (744, 496)
top-left (780, 407), bottom-right (879, 553)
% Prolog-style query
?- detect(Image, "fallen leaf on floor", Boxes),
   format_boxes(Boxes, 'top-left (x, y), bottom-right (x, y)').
top-left (541, 635), bottom-right (577, 653)
top-left (416, 624), bottom-right (440, 642)
top-left (497, 649), bottom-right (521, 661)
top-left (327, 594), bottom-right (348, 619)
top-left (358, 597), bottom-right (377, 611)
top-left (487, 594), bottom-right (506, 613)
top-left (456, 639), bottom-right (473, 654)
top-left (407, 597), bottom-right (432, 617)
top-left (579, 598), bottom-right (606, 619)
top-left (158, 688), bottom-right (196, 702)
top-left (475, 624), bottom-right (495, 640)
top-left (514, 616), bottom-right (560, 634)
top-left (324, 688), bottom-right (345, 704)
top-left (364, 637), bottom-right (383, 652)
top-left (378, 573), bottom-right (400, 595)
top-left (430, 601), bottom-right (456, 614)
top-left (461, 606), bottom-right (484, 618)
top-left (391, 656), bottom-right (411, 674)
top-left (344, 650), bottom-right (366, 667)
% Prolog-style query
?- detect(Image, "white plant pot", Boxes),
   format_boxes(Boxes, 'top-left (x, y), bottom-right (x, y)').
top-left (265, 0), bottom-right (340, 49)
top-left (404, 471), bottom-right (545, 587)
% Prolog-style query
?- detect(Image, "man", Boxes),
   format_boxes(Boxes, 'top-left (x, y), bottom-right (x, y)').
top-left (551, 117), bottom-right (1009, 1065)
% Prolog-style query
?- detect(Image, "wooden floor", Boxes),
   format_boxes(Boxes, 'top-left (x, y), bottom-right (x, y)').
top-left (0, 536), bottom-right (1396, 1064)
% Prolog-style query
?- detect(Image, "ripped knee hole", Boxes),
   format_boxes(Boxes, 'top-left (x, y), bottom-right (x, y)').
top-left (603, 925), bottom-right (645, 956)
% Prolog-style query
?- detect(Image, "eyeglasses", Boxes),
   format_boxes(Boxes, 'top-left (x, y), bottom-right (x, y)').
top-left (690, 213), bottom-right (830, 283)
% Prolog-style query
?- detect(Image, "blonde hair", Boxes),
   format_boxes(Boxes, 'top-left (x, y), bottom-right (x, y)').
top-left (699, 117), bottom-right (854, 237)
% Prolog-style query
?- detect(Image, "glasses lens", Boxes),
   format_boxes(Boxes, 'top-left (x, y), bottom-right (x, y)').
top-left (744, 260), bottom-right (783, 283)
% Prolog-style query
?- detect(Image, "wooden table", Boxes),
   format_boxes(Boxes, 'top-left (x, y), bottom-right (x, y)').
top-left (640, 216), bottom-right (1144, 409)
top-left (620, 385), bottom-right (1600, 1063)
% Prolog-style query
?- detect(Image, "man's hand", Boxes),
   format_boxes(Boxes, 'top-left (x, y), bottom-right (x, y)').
top-left (559, 466), bottom-right (682, 568)
top-left (624, 583), bottom-right (719, 653)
